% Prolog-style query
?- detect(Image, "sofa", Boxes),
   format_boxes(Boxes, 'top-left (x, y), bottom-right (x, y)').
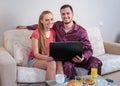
top-left (0, 27), bottom-right (120, 86)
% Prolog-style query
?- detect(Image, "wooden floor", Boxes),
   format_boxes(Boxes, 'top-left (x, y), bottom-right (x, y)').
top-left (103, 71), bottom-right (120, 86)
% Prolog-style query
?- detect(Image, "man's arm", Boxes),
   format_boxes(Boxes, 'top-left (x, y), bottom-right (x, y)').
top-left (81, 29), bottom-right (93, 61)
top-left (16, 24), bottom-right (38, 30)
top-left (72, 28), bottom-right (93, 63)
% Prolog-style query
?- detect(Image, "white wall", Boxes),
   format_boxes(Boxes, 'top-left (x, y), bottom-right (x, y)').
top-left (0, 0), bottom-right (120, 46)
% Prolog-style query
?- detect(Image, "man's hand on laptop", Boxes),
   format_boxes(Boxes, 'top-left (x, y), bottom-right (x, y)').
top-left (72, 55), bottom-right (84, 63)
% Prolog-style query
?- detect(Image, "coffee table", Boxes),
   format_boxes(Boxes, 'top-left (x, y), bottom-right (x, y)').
top-left (46, 75), bottom-right (118, 86)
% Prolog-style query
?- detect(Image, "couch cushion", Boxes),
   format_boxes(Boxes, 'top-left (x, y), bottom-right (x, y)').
top-left (17, 66), bottom-right (88, 83)
top-left (14, 43), bottom-right (31, 66)
top-left (98, 54), bottom-right (120, 75)
top-left (4, 30), bottom-right (33, 66)
top-left (17, 67), bottom-right (46, 83)
top-left (84, 27), bottom-right (105, 57)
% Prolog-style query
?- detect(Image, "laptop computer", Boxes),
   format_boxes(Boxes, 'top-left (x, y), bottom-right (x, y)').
top-left (50, 41), bottom-right (83, 61)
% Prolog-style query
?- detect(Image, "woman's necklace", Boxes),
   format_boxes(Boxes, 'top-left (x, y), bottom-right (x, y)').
top-left (45, 31), bottom-right (50, 38)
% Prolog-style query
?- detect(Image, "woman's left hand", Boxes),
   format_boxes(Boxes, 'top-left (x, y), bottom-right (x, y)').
top-left (72, 55), bottom-right (84, 63)
top-left (46, 56), bottom-right (54, 61)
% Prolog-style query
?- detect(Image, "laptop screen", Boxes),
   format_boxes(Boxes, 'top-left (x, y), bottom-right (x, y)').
top-left (50, 41), bottom-right (83, 61)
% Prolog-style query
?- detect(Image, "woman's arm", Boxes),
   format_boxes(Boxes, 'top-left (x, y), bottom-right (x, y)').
top-left (31, 37), bottom-right (47, 59)
top-left (31, 37), bottom-right (53, 61)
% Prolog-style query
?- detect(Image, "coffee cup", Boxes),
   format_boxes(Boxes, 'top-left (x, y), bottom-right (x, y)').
top-left (55, 74), bottom-right (66, 84)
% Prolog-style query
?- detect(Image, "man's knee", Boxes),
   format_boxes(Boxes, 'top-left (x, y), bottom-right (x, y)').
top-left (63, 61), bottom-right (73, 69)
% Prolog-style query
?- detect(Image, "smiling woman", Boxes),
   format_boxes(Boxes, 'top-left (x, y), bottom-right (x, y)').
top-left (28, 10), bottom-right (64, 81)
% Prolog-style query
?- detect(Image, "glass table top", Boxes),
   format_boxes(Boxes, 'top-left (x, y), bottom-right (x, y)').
top-left (46, 75), bottom-right (118, 86)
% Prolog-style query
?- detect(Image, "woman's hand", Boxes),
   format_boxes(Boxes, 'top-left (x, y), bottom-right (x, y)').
top-left (44, 55), bottom-right (54, 61)
top-left (72, 55), bottom-right (84, 63)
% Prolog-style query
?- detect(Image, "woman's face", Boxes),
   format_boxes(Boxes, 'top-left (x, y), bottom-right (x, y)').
top-left (41, 13), bottom-right (54, 30)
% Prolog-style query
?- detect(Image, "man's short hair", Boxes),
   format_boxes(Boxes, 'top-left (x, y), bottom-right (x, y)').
top-left (60, 4), bottom-right (73, 13)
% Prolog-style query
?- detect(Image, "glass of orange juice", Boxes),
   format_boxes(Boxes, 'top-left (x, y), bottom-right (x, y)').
top-left (91, 64), bottom-right (98, 77)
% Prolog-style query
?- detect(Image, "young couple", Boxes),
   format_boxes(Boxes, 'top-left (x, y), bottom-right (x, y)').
top-left (17, 4), bottom-right (102, 80)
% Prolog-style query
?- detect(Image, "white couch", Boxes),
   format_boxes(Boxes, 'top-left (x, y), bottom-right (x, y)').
top-left (0, 27), bottom-right (120, 86)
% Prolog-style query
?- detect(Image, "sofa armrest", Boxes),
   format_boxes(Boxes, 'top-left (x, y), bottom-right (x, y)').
top-left (0, 47), bottom-right (17, 86)
top-left (103, 41), bottom-right (120, 55)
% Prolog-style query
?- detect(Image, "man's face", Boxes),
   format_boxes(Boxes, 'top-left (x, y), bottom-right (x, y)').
top-left (60, 7), bottom-right (73, 24)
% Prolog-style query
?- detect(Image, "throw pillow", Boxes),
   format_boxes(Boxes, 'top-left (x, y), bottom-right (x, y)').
top-left (84, 26), bottom-right (105, 57)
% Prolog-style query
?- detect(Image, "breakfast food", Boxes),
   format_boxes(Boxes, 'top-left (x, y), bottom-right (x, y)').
top-left (67, 80), bottom-right (81, 86)
top-left (80, 78), bottom-right (95, 85)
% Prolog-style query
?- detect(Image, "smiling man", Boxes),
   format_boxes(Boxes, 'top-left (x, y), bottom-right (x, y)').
top-left (53, 4), bottom-right (102, 79)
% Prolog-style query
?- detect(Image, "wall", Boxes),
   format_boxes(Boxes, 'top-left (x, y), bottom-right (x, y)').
top-left (0, 0), bottom-right (120, 46)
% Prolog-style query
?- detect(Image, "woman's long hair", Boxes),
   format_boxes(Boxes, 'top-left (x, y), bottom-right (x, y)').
top-left (38, 10), bottom-right (52, 55)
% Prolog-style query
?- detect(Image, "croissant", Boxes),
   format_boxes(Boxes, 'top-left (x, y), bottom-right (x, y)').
top-left (67, 80), bottom-right (81, 86)
top-left (80, 78), bottom-right (95, 85)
